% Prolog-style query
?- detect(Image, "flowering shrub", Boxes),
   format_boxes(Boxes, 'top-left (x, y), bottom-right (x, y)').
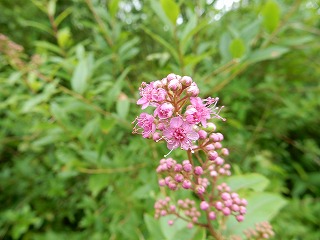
top-left (133, 73), bottom-right (275, 239)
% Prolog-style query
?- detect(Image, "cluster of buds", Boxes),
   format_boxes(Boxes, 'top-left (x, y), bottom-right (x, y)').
top-left (214, 183), bottom-right (247, 222)
top-left (133, 73), bottom-right (272, 238)
top-left (156, 158), bottom-right (208, 193)
top-left (154, 197), bottom-right (201, 229)
top-left (244, 222), bottom-right (275, 239)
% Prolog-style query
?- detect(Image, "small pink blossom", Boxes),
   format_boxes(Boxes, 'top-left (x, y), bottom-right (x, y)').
top-left (185, 97), bottom-right (211, 127)
top-left (154, 102), bottom-right (174, 119)
top-left (133, 113), bottom-right (156, 138)
top-left (163, 116), bottom-right (199, 150)
top-left (137, 82), bottom-right (167, 109)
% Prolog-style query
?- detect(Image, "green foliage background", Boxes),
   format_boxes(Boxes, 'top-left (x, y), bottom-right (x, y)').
top-left (0, 0), bottom-right (319, 239)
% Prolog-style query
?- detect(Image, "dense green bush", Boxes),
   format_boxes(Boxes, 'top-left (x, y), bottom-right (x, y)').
top-left (0, 0), bottom-right (319, 239)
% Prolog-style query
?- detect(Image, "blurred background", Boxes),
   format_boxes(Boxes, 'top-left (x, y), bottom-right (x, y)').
top-left (0, 0), bottom-right (319, 239)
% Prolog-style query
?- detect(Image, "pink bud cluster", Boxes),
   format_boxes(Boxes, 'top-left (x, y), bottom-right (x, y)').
top-left (215, 183), bottom-right (247, 222)
top-left (244, 222), bottom-right (275, 239)
top-left (154, 197), bottom-right (201, 229)
top-left (157, 158), bottom-right (208, 193)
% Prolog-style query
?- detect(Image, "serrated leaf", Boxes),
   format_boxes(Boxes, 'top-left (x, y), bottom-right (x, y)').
top-left (160, 0), bottom-right (180, 25)
top-left (248, 46), bottom-right (289, 63)
top-left (261, 0), bottom-right (280, 33)
top-left (229, 38), bottom-right (246, 58)
top-left (226, 173), bottom-right (270, 192)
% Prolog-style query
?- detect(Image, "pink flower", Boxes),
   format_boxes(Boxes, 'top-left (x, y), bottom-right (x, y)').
top-left (185, 97), bottom-right (211, 127)
top-left (163, 116), bottom-right (199, 150)
top-left (154, 102), bottom-right (174, 119)
top-left (137, 82), bottom-right (167, 109)
top-left (135, 113), bottom-right (156, 138)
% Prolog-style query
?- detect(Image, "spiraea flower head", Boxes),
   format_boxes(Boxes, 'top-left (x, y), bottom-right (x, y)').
top-left (132, 73), bottom-right (263, 238)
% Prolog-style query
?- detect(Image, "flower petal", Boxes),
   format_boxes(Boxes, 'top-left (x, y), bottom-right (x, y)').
top-left (186, 131), bottom-right (199, 141)
top-left (170, 117), bottom-right (183, 128)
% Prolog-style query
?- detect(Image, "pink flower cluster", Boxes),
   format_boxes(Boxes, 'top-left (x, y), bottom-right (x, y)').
top-left (133, 73), bottom-right (251, 236)
top-left (132, 73), bottom-right (224, 154)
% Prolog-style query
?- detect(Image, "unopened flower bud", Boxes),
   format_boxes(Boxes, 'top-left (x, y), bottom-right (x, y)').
top-left (205, 122), bottom-right (217, 132)
top-left (153, 132), bottom-right (161, 141)
top-left (236, 215), bottom-right (244, 222)
top-left (168, 78), bottom-right (181, 91)
top-left (198, 130), bottom-right (207, 139)
top-left (194, 166), bottom-right (203, 175)
top-left (161, 78), bottom-right (167, 86)
top-left (221, 148), bottom-right (229, 156)
top-left (182, 179), bottom-right (192, 189)
top-left (196, 185), bottom-right (205, 195)
top-left (166, 73), bottom-right (176, 81)
top-left (174, 174), bottom-right (184, 183)
top-left (215, 201), bottom-right (223, 210)
top-left (205, 144), bottom-right (215, 151)
top-left (187, 222), bottom-right (193, 229)
top-left (158, 179), bottom-right (166, 186)
top-left (222, 207), bottom-right (231, 216)
top-left (200, 201), bottom-right (209, 210)
top-left (210, 133), bottom-right (220, 142)
top-left (215, 157), bottom-right (224, 165)
top-left (186, 83), bottom-right (199, 96)
top-left (180, 76), bottom-right (193, 86)
top-left (153, 80), bottom-right (163, 88)
top-left (209, 211), bottom-right (216, 220)
top-left (208, 151), bottom-right (218, 161)
top-left (183, 163), bottom-right (193, 172)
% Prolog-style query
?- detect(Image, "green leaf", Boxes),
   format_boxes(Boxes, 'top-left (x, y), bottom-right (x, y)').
top-left (261, 0), bottom-right (280, 33)
top-left (248, 46), bottom-right (289, 63)
top-left (219, 32), bottom-right (232, 62)
top-left (150, 0), bottom-right (174, 32)
top-left (88, 174), bottom-right (110, 197)
top-left (142, 26), bottom-right (179, 62)
top-left (35, 41), bottom-right (64, 55)
top-left (54, 7), bottom-right (73, 27)
top-left (71, 52), bottom-right (94, 94)
top-left (226, 192), bottom-right (287, 235)
top-left (47, 0), bottom-right (56, 16)
top-left (108, 0), bottom-right (120, 18)
top-left (226, 173), bottom-right (270, 192)
top-left (21, 20), bottom-right (54, 35)
top-left (229, 38), bottom-right (246, 58)
top-left (106, 67), bottom-right (131, 109)
top-left (160, 0), bottom-right (180, 25)
top-left (100, 117), bottom-right (117, 134)
top-left (144, 214), bottom-right (165, 240)
top-left (116, 95), bottom-right (130, 119)
top-left (181, 19), bottom-right (209, 54)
